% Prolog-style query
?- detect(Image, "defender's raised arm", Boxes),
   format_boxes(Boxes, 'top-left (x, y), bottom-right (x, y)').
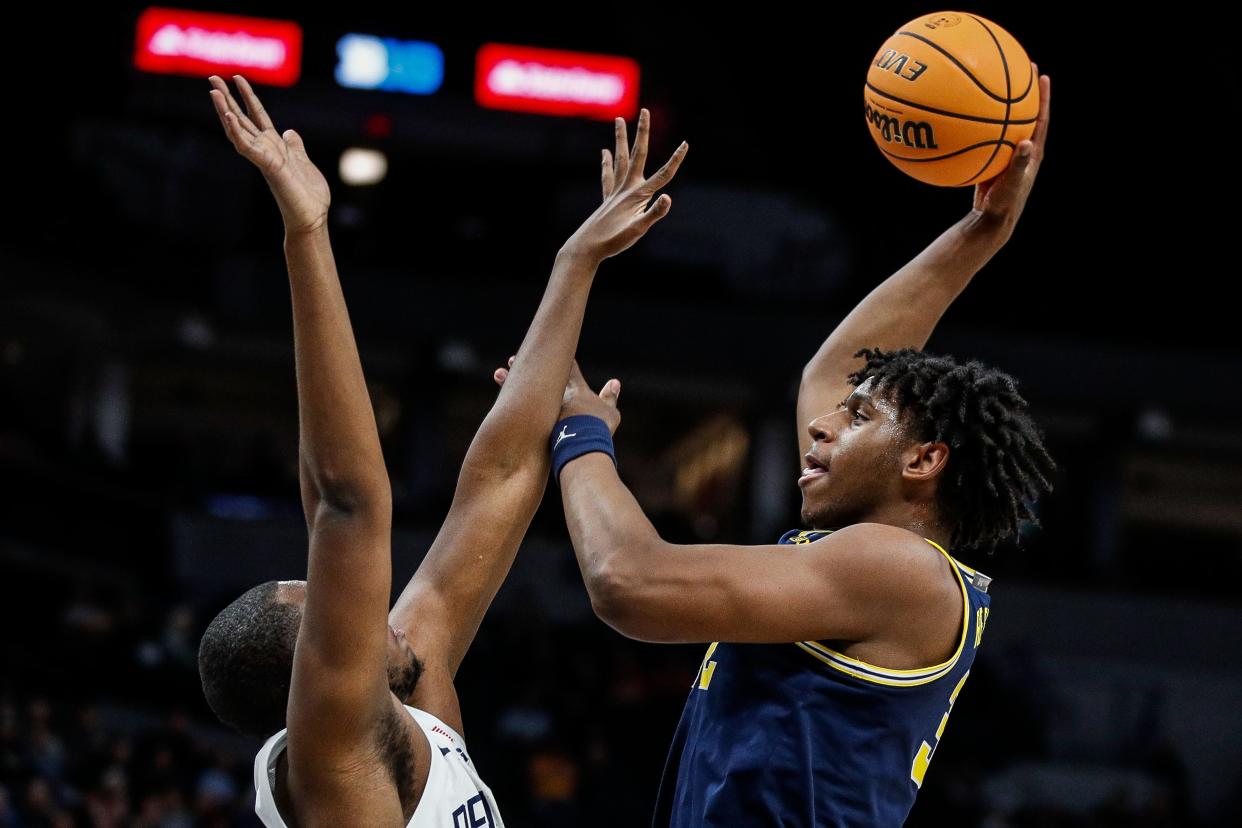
top-left (388, 110), bottom-right (687, 728)
top-left (208, 76), bottom-right (401, 818)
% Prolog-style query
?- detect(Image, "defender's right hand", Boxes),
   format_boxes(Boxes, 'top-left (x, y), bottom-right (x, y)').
top-left (561, 108), bottom-right (688, 263)
top-left (208, 74), bottom-right (330, 236)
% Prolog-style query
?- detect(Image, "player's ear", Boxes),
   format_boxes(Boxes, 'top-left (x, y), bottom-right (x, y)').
top-left (903, 441), bottom-right (949, 483)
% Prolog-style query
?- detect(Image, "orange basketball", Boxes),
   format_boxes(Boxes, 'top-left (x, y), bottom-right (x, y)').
top-left (864, 11), bottom-right (1038, 187)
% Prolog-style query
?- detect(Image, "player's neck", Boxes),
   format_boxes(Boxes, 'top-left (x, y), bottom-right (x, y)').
top-left (855, 502), bottom-right (952, 551)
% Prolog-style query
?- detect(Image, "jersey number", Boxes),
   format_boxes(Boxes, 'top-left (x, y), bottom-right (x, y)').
top-left (451, 792), bottom-right (495, 827)
top-left (910, 670), bottom-right (969, 788)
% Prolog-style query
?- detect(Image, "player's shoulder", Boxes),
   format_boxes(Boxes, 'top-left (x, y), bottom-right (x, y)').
top-left (806, 522), bottom-right (945, 562)
top-left (804, 523), bottom-right (960, 603)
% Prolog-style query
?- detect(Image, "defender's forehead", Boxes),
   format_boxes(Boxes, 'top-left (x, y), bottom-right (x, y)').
top-left (274, 580), bottom-right (307, 603)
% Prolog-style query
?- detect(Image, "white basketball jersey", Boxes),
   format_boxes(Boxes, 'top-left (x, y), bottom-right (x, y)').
top-left (253, 705), bottom-right (504, 827)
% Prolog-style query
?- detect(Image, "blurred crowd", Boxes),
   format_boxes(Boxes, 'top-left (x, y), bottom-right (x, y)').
top-left (0, 565), bottom-right (1219, 827)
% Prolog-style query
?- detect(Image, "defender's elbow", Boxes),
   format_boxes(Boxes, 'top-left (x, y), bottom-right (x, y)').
top-left (313, 470), bottom-right (392, 517)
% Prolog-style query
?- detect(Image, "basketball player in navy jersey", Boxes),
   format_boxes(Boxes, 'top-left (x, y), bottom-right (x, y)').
top-left (194, 76), bottom-right (686, 826)
top-left (536, 67), bottom-right (1053, 826)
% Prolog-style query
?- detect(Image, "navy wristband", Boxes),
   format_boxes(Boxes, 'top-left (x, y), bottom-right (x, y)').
top-left (551, 415), bottom-right (617, 481)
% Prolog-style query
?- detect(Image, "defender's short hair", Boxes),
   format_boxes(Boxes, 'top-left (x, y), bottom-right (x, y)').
top-left (198, 581), bottom-right (301, 737)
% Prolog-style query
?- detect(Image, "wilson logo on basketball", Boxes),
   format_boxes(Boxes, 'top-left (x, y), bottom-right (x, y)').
top-left (921, 13), bottom-right (962, 29)
top-left (864, 103), bottom-right (939, 150)
top-left (873, 50), bottom-right (928, 82)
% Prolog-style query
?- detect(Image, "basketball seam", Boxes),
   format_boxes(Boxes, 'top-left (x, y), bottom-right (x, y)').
top-left (864, 82), bottom-right (1036, 126)
top-left (958, 14), bottom-right (1012, 185)
top-left (894, 30), bottom-right (1029, 104)
top-left (880, 139), bottom-right (1016, 164)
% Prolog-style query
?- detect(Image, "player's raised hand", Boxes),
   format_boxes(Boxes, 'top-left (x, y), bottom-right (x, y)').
top-left (971, 65), bottom-right (1050, 233)
top-left (208, 74), bottom-right (330, 235)
top-left (562, 108), bottom-right (688, 263)
top-left (494, 358), bottom-right (621, 435)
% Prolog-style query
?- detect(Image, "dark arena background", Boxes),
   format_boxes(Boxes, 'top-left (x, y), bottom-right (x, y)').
top-left (2, 4), bottom-right (1238, 826)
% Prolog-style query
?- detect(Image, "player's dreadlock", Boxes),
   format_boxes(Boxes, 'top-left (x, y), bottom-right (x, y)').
top-left (849, 348), bottom-right (1055, 551)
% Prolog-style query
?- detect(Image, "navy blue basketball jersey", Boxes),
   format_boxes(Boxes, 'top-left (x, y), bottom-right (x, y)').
top-left (652, 529), bottom-right (992, 828)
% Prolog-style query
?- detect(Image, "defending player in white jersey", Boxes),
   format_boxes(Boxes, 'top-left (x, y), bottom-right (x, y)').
top-left (194, 75), bottom-right (686, 826)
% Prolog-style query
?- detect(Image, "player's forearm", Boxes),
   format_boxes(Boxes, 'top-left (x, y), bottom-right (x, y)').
top-left (468, 247), bottom-right (600, 477)
top-left (559, 454), bottom-right (665, 630)
top-left (285, 226), bottom-right (389, 514)
top-left (803, 211), bottom-right (1006, 385)
top-left (388, 249), bottom-right (600, 670)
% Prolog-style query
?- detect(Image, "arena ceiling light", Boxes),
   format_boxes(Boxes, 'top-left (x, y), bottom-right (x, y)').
top-left (339, 148), bottom-right (388, 186)
top-left (134, 7), bottom-right (302, 86)
top-left (474, 44), bottom-right (639, 120)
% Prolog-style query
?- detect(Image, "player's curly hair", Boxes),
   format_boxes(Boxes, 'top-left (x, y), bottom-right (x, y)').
top-left (198, 581), bottom-right (301, 738)
top-left (849, 348), bottom-right (1055, 551)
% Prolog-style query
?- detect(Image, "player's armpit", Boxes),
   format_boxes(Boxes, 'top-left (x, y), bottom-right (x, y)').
top-left (589, 523), bottom-right (957, 650)
top-left (284, 695), bottom-right (418, 826)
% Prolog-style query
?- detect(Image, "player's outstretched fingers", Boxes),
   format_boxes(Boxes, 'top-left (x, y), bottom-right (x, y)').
top-left (627, 108), bottom-right (650, 183)
top-left (283, 129), bottom-right (309, 158)
top-left (208, 94), bottom-right (254, 154)
top-left (636, 194), bottom-right (672, 233)
top-left (646, 142), bottom-right (688, 192)
top-left (208, 86), bottom-right (233, 131)
top-left (233, 75), bottom-right (275, 132)
top-left (213, 107), bottom-right (257, 159)
top-left (208, 75), bottom-right (259, 135)
top-left (612, 118), bottom-right (630, 193)
top-left (602, 150), bottom-right (615, 200)
top-left (493, 355), bottom-right (517, 386)
top-left (1031, 71), bottom-right (1051, 153)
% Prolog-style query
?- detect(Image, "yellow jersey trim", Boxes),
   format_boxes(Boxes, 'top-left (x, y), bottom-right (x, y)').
top-left (794, 642), bottom-right (956, 687)
top-left (796, 538), bottom-right (971, 687)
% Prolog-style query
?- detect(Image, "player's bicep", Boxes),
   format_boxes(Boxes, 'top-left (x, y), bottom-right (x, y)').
top-left (288, 508), bottom-right (395, 752)
top-left (597, 542), bottom-right (860, 644)
top-left (301, 509), bottom-right (393, 667)
top-left (605, 525), bottom-right (925, 645)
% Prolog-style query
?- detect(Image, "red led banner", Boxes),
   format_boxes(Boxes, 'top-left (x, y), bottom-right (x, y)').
top-left (475, 44), bottom-right (639, 120)
top-left (134, 7), bottom-right (302, 86)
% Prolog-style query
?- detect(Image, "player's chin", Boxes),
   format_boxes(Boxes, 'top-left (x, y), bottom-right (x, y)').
top-left (799, 498), bottom-right (821, 528)
top-left (799, 491), bottom-right (834, 529)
